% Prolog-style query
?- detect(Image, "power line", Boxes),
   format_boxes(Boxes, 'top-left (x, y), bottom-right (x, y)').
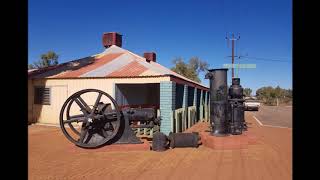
top-left (241, 56), bottom-right (291, 63)
top-left (224, 56), bottom-right (291, 63)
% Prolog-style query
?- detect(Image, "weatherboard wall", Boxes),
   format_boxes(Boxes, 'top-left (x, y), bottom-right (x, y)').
top-left (29, 77), bottom-right (170, 125)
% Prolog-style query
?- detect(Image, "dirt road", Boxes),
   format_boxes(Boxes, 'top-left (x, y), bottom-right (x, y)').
top-left (28, 113), bottom-right (292, 180)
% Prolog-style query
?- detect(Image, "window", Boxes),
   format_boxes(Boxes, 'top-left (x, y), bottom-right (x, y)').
top-left (34, 87), bottom-right (51, 105)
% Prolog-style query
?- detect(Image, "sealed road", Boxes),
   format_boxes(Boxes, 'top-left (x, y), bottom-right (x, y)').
top-left (249, 105), bottom-right (292, 128)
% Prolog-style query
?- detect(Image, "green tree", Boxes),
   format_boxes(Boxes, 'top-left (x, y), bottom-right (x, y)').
top-left (243, 88), bottom-right (252, 97)
top-left (256, 86), bottom-right (274, 105)
top-left (171, 57), bottom-right (209, 83)
top-left (28, 51), bottom-right (59, 69)
top-left (274, 86), bottom-right (284, 106)
top-left (256, 86), bottom-right (292, 106)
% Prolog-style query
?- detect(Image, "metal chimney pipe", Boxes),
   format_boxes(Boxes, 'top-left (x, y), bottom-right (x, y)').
top-left (205, 68), bottom-right (229, 136)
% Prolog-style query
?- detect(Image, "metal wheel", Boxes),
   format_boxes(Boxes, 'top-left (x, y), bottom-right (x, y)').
top-left (59, 89), bottom-right (121, 148)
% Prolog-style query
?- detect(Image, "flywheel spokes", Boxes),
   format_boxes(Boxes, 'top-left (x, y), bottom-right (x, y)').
top-left (60, 89), bottom-right (121, 148)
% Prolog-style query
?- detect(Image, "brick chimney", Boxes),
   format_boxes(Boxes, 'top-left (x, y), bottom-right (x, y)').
top-left (102, 32), bottom-right (122, 48)
top-left (144, 52), bottom-right (156, 63)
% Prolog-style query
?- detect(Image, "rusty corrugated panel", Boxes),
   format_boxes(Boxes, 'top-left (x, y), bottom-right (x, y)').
top-left (28, 65), bottom-right (62, 78)
top-left (100, 45), bottom-right (127, 55)
top-left (41, 74), bottom-right (170, 79)
top-left (55, 53), bottom-right (123, 78)
top-left (107, 60), bottom-right (148, 77)
top-left (80, 53), bottom-right (134, 77)
top-left (170, 75), bottom-right (209, 91)
top-left (136, 59), bottom-right (173, 75)
top-left (139, 69), bottom-right (161, 76)
top-left (151, 62), bottom-right (203, 85)
top-left (30, 42), bottom-right (208, 88)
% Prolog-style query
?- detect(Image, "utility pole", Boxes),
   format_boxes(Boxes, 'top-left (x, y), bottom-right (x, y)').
top-left (226, 33), bottom-right (240, 78)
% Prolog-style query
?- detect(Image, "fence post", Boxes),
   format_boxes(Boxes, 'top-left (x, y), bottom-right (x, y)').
top-left (182, 84), bottom-right (188, 130)
top-left (204, 91), bottom-right (208, 122)
top-left (193, 87), bottom-right (197, 125)
top-left (200, 90), bottom-right (203, 122)
top-left (188, 107), bottom-right (191, 128)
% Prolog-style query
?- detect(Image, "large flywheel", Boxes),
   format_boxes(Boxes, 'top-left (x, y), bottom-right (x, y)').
top-left (59, 89), bottom-right (121, 148)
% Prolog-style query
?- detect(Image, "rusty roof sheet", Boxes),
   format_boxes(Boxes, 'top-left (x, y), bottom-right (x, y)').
top-left (108, 60), bottom-right (148, 77)
top-left (53, 53), bottom-right (124, 78)
top-left (28, 45), bottom-right (208, 88)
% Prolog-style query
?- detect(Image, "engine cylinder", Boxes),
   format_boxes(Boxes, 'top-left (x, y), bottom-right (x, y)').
top-left (152, 132), bottom-right (168, 151)
top-left (168, 132), bottom-right (200, 148)
top-left (122, 108), bottom-right (156, 123)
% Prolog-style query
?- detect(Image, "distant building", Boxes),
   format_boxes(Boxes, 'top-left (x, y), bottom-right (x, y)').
top-left (28, 32), bottom-right (209, 135)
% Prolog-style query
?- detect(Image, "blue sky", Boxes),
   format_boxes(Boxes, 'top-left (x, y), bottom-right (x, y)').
top-left (28, 0), bottom-right (292, 94)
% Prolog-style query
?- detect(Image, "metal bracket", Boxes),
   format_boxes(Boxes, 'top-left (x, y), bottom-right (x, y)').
top-left (114, 115), bottom-right (143, 144)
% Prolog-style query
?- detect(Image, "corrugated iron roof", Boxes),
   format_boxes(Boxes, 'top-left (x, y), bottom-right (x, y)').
top-left (28, 45), bottom-right (208, 88)
top-left (108, 60), bottom-right (148, 77)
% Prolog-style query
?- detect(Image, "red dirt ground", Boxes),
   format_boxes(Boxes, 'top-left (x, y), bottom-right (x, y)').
top-left (28, 113), bottom-right (292, 180)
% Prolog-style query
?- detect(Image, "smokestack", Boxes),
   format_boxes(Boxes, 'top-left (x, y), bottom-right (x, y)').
top-left (205, 68), bottom-right (229, 136)
top-left (143, 52), bottom-right (156, 63)
top-left (102, 32), bottom-right (122, 48)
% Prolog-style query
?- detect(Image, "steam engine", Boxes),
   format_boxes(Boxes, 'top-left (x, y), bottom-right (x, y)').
top-left (205, 68), bottom-right (247, 136)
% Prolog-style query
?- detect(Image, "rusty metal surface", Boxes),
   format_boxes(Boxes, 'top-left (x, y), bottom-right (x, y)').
top-left (108, 60), bottom-right (148, 77)
top-left (28, 45), bottom-right (208, 89)
top-left (102, 32), bottom-right (122, 47)
top-left (144, 52), bottom-right (156, 62)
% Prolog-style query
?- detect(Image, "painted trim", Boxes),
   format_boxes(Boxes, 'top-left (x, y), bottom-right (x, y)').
top-left (253, 116), bottom-right (263, 126)
top-left (30, 75), bottom-right (170, 80)
top-left (30, 74), bottom-right (209, 91)
top-left (253, 115), bottom-right (292, 129)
